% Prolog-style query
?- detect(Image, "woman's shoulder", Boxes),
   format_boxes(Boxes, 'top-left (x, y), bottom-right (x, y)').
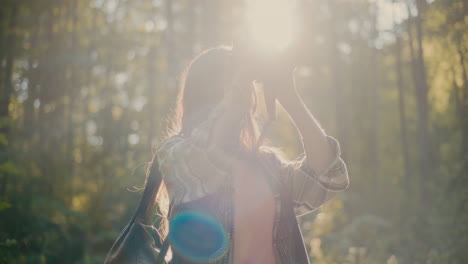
top-left (159, 134), bottom-right (182, 143)
top-left (258, 145), bottom-right (307, 175)
top-left (258, 145), bottom-right (288, 167)
top-left (156, 133), bottom-right (241, 171)
top-left (154, 134), bottom-right (184, 156)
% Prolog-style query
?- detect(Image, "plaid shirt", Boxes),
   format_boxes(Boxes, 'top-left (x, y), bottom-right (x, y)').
top-left (156, 99), bottom-right (349, 264)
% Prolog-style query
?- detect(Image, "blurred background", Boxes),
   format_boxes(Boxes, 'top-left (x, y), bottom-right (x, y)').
top-left (0, 0), bottom-right (467, 263)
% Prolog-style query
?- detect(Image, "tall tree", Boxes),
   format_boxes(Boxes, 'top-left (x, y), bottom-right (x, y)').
top-left (0, 3), bottom-right (18, 198)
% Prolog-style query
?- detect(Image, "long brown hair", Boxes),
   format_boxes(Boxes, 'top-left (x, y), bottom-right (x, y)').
top-left (165, 45), bottom-right (265, 151)
top-left (153, 45), bottom-right (282, 238)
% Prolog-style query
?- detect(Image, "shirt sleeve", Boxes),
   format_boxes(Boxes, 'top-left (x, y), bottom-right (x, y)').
top-left (279, 135), bottom-right (350, 217)
top-left (156, 100), bottom-right (242, 205)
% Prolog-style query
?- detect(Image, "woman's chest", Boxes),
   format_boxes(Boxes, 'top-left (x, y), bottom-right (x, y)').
top-left (228, 157), bottom-right (282, 231)
top-left (231, 159), bottom-right (277, 263)
top-left (232, 160), bottom-right (275, 205)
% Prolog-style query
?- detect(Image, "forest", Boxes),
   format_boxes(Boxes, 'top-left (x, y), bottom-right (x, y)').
top-left (0, 0), bottom-right (467, 263)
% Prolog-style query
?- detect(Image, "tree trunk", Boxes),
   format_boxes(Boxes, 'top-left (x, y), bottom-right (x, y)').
top-left (24, 17), bottom-right (41, 133)
top-left (147, 46), bottom-right (158, 142)
top-left (0, 4), bottom-right (17, 120)
top-left (0, 4), bottom-right (18, 198)
top-left (406, 0), bottom-right (432, 257)
top-left (165, 0), bottom-right (175, 91)
top-left (368, 3), bottom-right (380, 200)
top-left (456, 39), bottom-right (468, 157)
top-left (327, 1), bottom-right (348, 163)
top-left (64, 0), bottom-right (79, 205)
top-left (394, 30), bottom-right (410, 186)
top-left (0, 6), bottom-right (5, 87)
top-left (414, 0), bottom-right (432, 181)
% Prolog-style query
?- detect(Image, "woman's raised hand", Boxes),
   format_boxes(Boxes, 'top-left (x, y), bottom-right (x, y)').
top-left (234, 42), bottom-right (297, 91)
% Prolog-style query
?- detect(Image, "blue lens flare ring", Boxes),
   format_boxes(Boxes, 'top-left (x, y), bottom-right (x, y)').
top-left (168, 211), bottom-right (229, 263)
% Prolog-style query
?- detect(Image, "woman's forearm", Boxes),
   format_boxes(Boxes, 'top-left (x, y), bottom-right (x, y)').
top-left (276, 79), bottom-right (336, 175)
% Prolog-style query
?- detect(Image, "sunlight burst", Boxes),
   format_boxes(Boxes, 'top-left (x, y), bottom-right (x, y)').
top-left (246, 0), bottom-right (295, 53)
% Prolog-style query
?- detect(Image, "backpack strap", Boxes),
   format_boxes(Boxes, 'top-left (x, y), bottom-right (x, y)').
top-left (137, 156), bottom-right (171, 264)
top-left (105, 154), bottom-right (171, 264)
top-left (134, 157), bottom-right (163, 224)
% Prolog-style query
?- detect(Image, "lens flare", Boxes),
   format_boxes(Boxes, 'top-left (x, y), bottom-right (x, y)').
top-left (169, 211), bottom-right (229, 263)
top-left (246, 0), bottom-right (295, 53)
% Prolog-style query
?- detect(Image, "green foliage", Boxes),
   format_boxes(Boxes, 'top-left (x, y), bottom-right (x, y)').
top-left (0, 200), bottom-right (12, 211)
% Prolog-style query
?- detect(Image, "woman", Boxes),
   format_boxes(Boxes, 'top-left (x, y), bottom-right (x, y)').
top-left (155, 45), bottom-right (349, 264)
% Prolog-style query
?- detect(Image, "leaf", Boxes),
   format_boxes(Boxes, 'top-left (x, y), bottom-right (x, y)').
top-left (0, 162), bottom-right (20, 175)
top-left (0, 200), bottom-right (12, 211)
top-left (0, 134), bottom-right (7, 146)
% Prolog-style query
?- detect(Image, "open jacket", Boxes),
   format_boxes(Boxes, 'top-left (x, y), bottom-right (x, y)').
top-left (156, 96), bottom-right (350, 264)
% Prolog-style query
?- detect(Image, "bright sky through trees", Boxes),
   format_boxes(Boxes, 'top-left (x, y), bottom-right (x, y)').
top-left (245, 0), bottom-right (409, 51)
